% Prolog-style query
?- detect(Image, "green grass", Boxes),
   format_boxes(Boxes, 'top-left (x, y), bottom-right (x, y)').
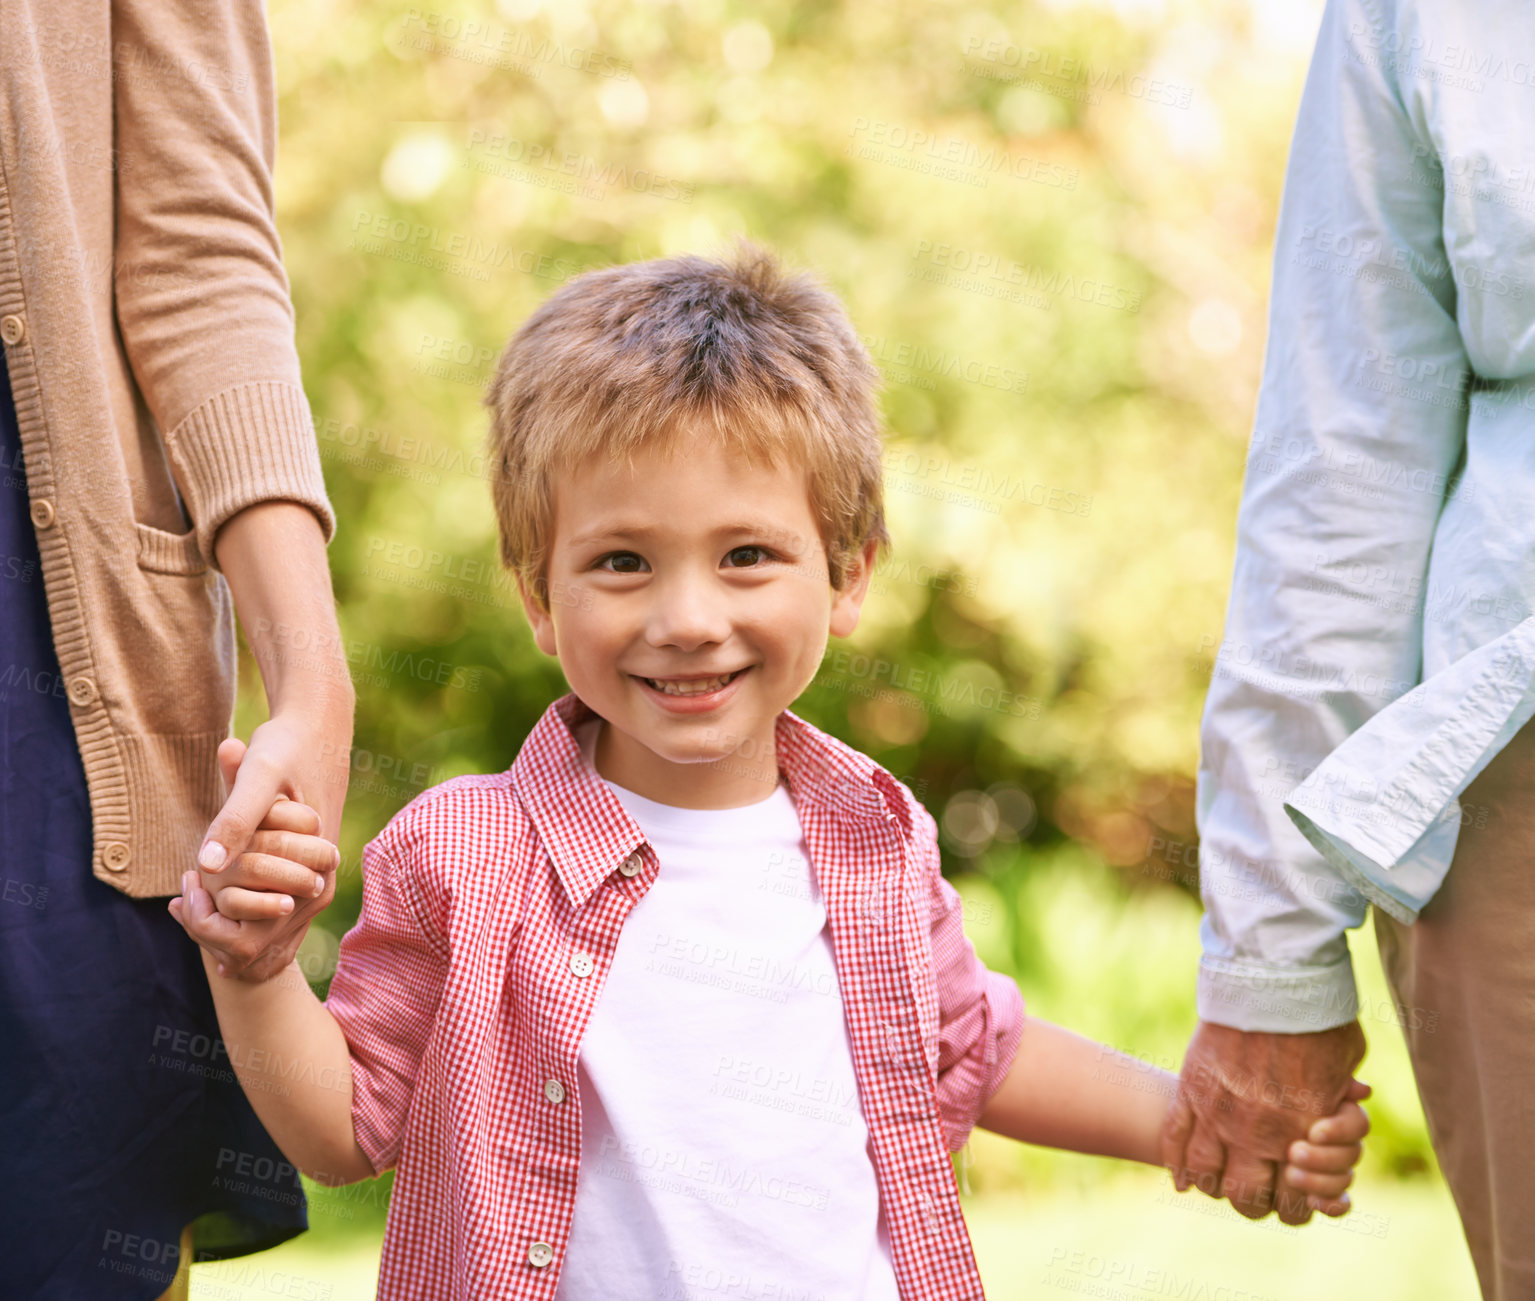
top-left (190, 1173), bottom-right (1476, 1300)
top-left (965, 1172), bottom-right (1478, 1300)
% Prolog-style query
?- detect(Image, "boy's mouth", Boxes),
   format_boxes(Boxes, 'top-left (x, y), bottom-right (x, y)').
top-left (634, 667), bottom-right (750, 697)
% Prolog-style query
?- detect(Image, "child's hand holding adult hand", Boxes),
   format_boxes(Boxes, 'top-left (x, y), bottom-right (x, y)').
top-left (1282, 1078), bottom-right (1372, 1217)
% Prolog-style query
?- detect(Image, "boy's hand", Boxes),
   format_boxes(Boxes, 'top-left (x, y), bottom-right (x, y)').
top-left (200, 794), bottom-right (335, 920)
top-left (1282, 1078), bottom-right (1372, 1217)
top-left (169, 792), bottom-right (336, 975)
top-left (168, 739), bottom-right (340, 981)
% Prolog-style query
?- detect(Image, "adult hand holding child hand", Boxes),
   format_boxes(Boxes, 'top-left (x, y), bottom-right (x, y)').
top-left (1162, 1019), bottom-right (1371, 1223)
top-left (169, 737), bottom-right (341, 981)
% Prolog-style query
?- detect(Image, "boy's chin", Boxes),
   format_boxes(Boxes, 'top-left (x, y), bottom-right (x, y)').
top-left (611, 715), bottom-right (771, 763)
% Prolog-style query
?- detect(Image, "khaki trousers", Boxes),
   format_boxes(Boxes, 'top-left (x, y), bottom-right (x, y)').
top-left (1375, 715), bottom-right (1535, 1300)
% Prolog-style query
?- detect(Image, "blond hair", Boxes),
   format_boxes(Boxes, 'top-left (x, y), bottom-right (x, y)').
top-left (483, 240), bottom-right (890, 610)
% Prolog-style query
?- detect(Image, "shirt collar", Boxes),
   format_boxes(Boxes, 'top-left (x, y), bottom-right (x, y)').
top-left (509, 691), bottom-right (912, 909)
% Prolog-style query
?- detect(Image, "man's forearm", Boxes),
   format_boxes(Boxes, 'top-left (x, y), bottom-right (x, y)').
top-left (200, 949), bottom-right (374, 1184)
top-left (977, 1018), bottom-right (1175, 1166)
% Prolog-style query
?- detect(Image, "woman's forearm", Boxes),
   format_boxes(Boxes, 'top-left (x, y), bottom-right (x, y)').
top-left (211, 500), bottom-right (355, 845)
top-left (976, 1017), bottom-right (1177, 1166)
top-left (214, 500), bottom-right (354, 715)
top-left (200, 949), bottom-right (374, 1184)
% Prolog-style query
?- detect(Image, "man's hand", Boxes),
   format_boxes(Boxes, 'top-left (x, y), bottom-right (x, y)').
top-left (1161, 1019), bottom-right (1367, 1224)
top-left (177, 735), bottom-right (343, 981)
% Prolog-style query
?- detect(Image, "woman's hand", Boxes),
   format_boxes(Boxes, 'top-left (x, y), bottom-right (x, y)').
top-left (169, 788), bottom-right (337, 976)
top-left (182, 724), bottom-right (349, 981)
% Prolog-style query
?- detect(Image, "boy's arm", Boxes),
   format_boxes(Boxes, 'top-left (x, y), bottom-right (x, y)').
top-left (192, 925), bottom-right (374, 1185)
top-left (916, 792), bottom-right (1176, 1164)
top-left (173, 799), bottom-right (452, 1185)
top-left (976, 1015), bottom-right (1372, 1217)
top-left (976, 1018), bottom-right (1173, 1164)
top-left (917, 795), bottom-right (1368, 1213)
top-left (172, 797), bottom-right (372, 1184)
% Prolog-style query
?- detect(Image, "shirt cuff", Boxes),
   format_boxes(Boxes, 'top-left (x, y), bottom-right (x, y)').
top-left (162, 378), bottom-right (338, 573)
top-left (1285, 796), bottom-right (1461, 926)
top-left (985, 969), bottom-right (1027, 1103)
top-left (938, 970), bottom-right (1027, 1153)
top-left (1197, 952), bottom-right (1359, 1033)
top-left (1284, 616), bottom-right (1535, 925)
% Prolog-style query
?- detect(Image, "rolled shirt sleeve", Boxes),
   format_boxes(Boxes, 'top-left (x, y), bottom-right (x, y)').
top-left (915, 805), bottom-right (1026, 1152)
top-left (1285, 617), bottom-right (1535, 924)
top-left (110, 0), bottom-right (335, 570)
top-left (325, 821), bottom-right (451, 1176)
top-left (1196, 0), bottom-right (1471, 1032)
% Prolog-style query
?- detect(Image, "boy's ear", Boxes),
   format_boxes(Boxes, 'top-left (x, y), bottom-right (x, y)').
top-left (829, 537), bottom-right (881, 639)
top-left (515, 571), bottom-right (559, 657)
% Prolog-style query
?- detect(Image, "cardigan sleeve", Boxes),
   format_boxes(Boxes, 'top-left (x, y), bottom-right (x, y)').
top-left (109, 0), bottom-right (335, 571)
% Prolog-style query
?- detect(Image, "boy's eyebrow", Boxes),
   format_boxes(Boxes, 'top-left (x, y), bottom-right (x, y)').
top-left (564, 520), bottom-right (801, 548)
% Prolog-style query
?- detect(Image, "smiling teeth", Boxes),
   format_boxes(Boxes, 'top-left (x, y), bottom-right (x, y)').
top-left (645, 672), bottom-right (736, 696)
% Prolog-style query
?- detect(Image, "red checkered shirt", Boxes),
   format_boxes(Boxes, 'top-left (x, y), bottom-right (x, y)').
top-left (325, 691), bottom-right (1026, 1300)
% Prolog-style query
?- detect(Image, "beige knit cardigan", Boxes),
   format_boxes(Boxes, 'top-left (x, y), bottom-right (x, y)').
top-left (0, 2), bottom-right (337, 896)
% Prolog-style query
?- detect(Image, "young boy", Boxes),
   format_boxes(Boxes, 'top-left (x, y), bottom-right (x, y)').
top-left (171, 244), bottom-right (1368, 1300)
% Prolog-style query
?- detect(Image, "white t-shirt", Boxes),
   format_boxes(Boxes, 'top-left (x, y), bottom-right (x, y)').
top-left (553, 717), bottom-right (901, 1301)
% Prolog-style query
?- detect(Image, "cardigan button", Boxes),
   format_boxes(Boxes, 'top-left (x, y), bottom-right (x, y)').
top-left (67, 675), bottom-right (98, 706)
top-left (101, 841), bottom-right (132, 872)
top-left (528, 1240), bottom-right (554, 1268)
top-left (1, 313), bottom-right (25, 345)
top-left (29, 498), bottom-right (55, 529)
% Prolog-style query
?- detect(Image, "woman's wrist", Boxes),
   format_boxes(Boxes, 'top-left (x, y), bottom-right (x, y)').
top-left (245, 612), bottom-right (355, 718)
top-left (255, 644), bottom-right (356, 715)
top-left (264, 679), bottom-right (356, 732)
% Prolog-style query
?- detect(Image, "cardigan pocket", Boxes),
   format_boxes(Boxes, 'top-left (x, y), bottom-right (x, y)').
top-left (134, 520), bottom-right (208, 576)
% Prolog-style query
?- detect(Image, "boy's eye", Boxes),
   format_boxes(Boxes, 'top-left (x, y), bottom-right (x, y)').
top-left (594, 551), bottom-right (648, 574)
top-left (724, 545), bottom-right (774, 568)
top-left (592, 546), bottom-right (777, 572)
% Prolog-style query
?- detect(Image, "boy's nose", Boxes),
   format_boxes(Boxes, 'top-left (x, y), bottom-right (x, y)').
top-left (644, 572), bottom-right (734, 650)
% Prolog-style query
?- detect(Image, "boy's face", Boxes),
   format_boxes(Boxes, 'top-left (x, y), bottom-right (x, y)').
top-left (517, 427), bottom-right (878, 809)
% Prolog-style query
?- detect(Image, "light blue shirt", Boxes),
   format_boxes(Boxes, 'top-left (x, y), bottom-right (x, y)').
top-left (1197, 0), bottom-right (1535, 1031)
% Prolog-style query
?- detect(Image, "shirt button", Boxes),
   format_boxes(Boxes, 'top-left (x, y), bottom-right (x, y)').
top-left (618, 851), bottom-right (642, 877)
top-left (543, 1078), bottom-right (566, 1104)
top-left (29, 498), bottom-right (55, 529)
top-left (67, 675), bottom-right (98, 706)
top-left (528, 1240), bottom-right (554, 1268)
top-left (101, 841), bottom-right (131, 872)
top-left (569, 951), bottom-right (594, 978)
top-left (1, 313), bottom-right (25, 346)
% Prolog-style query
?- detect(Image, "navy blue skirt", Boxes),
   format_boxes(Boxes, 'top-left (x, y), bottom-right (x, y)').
top-left (0, 354), bottom-right (308, 1298)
